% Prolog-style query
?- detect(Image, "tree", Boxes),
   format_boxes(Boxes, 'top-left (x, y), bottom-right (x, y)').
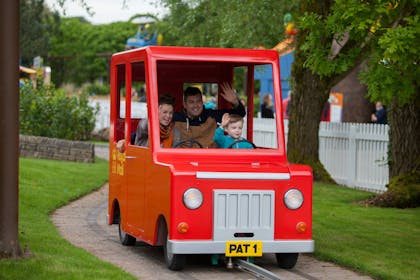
top-left (49, 18), bottom-right (137, 85)
top-left (19, 0), bottom-right (138, 86)
top-left (1, 0), bottom-right (21, 259)
top-left (159, 0), bottom-right (294, 48)
top-left (20, 0), bottom-right (60, 67)
top-left (292, 0), bottom-right (419, 206)
top-left (288, 0), bottom-right (350, 182)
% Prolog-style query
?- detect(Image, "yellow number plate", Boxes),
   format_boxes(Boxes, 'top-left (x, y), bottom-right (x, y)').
top-left (225, 240), bottom-right (263, 257)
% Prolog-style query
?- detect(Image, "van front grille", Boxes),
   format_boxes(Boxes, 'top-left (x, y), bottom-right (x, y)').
top-left (213, 190), bottom-right (275, 241)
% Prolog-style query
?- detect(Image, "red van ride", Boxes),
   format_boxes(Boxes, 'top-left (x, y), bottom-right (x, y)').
top-left (108, 46), bottom-right (313, 270)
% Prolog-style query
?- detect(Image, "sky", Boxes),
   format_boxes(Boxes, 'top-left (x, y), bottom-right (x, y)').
top-left (44, 0), bottom-right (168, 24)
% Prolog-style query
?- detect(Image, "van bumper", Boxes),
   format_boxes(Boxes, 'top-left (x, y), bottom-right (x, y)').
top-left (168, 239), bottom-right (314, 254)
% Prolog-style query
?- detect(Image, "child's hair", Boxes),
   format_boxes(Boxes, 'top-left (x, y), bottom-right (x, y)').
top-left (227, 114), bottom-right (244, 126)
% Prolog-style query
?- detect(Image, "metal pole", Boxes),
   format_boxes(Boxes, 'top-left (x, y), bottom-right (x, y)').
top-left (0, 0), bottom-right (22, 258)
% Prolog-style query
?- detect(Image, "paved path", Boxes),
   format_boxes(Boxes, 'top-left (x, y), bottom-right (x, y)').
top-left (50, 145), bottom-right (373, 280)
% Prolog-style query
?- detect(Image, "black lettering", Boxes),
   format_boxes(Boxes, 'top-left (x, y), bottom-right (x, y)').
top-left (243, 244), bottom-right (250, 253)
top-left (237, 245), bottom-right (243, 253)
top-left (253, 244), bottom-right (257, 253)
top-left (229, 244), bottom-right (236, 253)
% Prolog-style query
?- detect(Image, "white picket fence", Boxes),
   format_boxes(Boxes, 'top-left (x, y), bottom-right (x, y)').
top-left (90, 99), bottom-right (146, 131)
top-left (91, 99), bottom-right (389, 193)
top-left (90, 99), bottom-right (110, 131)
top-left (252, 119), bottom-right (389, 193)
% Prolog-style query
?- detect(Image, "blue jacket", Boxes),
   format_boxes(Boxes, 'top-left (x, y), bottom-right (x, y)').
top-left (375, 107), bottom-right (387, 124)
top-left (213, 127), bottom-right (254, 149)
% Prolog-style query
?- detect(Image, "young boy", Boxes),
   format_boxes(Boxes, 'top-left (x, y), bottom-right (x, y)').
top-left (213, 113), bottom-right (255, 149)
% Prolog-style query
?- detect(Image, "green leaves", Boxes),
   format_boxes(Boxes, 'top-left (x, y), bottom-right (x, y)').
top-left (19, 83), bottom-right (98, 140)
top-left (48, 18), bottom-right (137, 85)
top-left (159, 0), bottom-right (296, 49)
top-left (299, 0), bottom-right (419, 105)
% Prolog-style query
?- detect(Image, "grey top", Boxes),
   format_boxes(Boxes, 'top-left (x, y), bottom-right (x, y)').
top-left (134, 119), bottom-right (149, 147)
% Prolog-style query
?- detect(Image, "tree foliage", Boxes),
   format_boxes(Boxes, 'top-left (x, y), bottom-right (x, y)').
top-left (159, 0), bottom-right (296, 48)
top-left (20, 0), bottom-right (60, 66)
top-left (49, 18), bottom-right (137, 85)
top-left (20, 0), bottom-right (138, 86)
top-left (300, 0), bottom-right (419, 105)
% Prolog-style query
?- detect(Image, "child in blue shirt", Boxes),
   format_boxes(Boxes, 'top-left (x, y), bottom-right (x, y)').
top-left (213, 113), bottom-right (255, 149)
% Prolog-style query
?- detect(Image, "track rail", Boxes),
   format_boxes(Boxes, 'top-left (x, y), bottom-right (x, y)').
top-left (233, 259), bottom-right (282, 280)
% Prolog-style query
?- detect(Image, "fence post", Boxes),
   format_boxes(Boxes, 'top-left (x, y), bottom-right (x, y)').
top-left (348, 124), bottom-right (358, 187)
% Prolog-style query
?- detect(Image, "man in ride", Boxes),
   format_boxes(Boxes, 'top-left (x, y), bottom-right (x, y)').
top-left (173, 83), bottom-right (246, 148)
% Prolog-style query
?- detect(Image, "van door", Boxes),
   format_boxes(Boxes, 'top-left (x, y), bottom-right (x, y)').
top-left (124, 61), bottom-right (149, 238)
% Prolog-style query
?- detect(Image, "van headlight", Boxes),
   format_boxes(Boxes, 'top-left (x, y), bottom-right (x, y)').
top-left (183, 188), bottom-right (203, 210)
top-left (283, 189), bottom-right (303, 210)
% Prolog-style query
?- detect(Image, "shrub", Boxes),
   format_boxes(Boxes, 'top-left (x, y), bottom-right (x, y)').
top-left (83, 82), bottom-right (110, 96)
top-left (363, 171), bottom-right (420, 208)
top-left (20, 83), bottom-right (98, 140)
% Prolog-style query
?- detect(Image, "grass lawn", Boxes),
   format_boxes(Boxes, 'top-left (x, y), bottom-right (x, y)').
top-left (312, 182), bottom-right (420, 280)
top-left (0, 157), bottom-right (135, 280)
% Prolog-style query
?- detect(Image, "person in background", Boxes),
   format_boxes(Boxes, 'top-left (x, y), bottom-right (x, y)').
top-left (213, 113), bottom-right (254, 149)
top-left (131, 87), bottom-right (138, 101)
top-left (203, 95), bottom-right (216, 109)
top-left (261, 93), bottom-right (274, 118)
top-left (173, 83), bottom-right (245, 148)
top-left (282, 91), bottom-right (291, 119)
top-left (371, 101), bottom-right (387, 124)
top-left (116, 94), bottom-right (175, 152)
top-left (321, 100), bottom-right (331, 122)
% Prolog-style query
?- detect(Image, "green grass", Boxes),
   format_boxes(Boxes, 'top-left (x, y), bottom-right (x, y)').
top-left (89, 140), bottom-right (108, 145)
top-left (313, 183), bottom-right (420, 280)
top-left (0, 157), bottom-right (135, 280)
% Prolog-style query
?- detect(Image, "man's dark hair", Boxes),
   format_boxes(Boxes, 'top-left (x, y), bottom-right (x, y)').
top-left (183, 87), bottom-right (202, 101)
top-left (159, 93), bottom-right (175, 106)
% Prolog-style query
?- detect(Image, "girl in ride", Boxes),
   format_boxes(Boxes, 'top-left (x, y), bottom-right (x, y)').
top-left (116, 94), bottom-right (176, 152)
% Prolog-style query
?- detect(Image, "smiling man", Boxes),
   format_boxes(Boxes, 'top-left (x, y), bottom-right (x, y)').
top-left (173, 83), bottom-right (246, 148)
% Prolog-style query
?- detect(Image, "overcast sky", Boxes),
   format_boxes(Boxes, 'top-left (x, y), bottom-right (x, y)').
top-left (44, 0), bottom-right (168, 24)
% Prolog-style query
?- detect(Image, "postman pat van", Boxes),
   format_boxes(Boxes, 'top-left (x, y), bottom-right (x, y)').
top-left (108, 46), bottom-right (313, 270)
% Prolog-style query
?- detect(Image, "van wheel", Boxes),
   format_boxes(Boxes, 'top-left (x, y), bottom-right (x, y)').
top-left (118, 218), bottom-right (136, 246)
top-left (163, 228), bottom-right (185, 270)
top-left (275, 253), bottom-right (298, 269)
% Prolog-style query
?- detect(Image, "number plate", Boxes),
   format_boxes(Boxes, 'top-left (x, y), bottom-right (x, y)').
top-left (225, 240), bottom-right (263, 257)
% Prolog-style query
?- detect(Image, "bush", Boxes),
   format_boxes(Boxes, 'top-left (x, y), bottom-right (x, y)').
top-left (363, 171), bottom-right (420, 208)
top-left (20, 83), bottom-right (98, 140)
top-left (83, 83), bottom-right (110, 96)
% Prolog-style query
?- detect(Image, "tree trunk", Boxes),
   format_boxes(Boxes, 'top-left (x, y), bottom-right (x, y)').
top-left (389, 94), bottom-right (420, 177)
top-left (287, 33), bottom-right (334, 182)
top-left (285, 0), bottom-right (335, 182)
top-left (0, 0), bottom-right (22, 258)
